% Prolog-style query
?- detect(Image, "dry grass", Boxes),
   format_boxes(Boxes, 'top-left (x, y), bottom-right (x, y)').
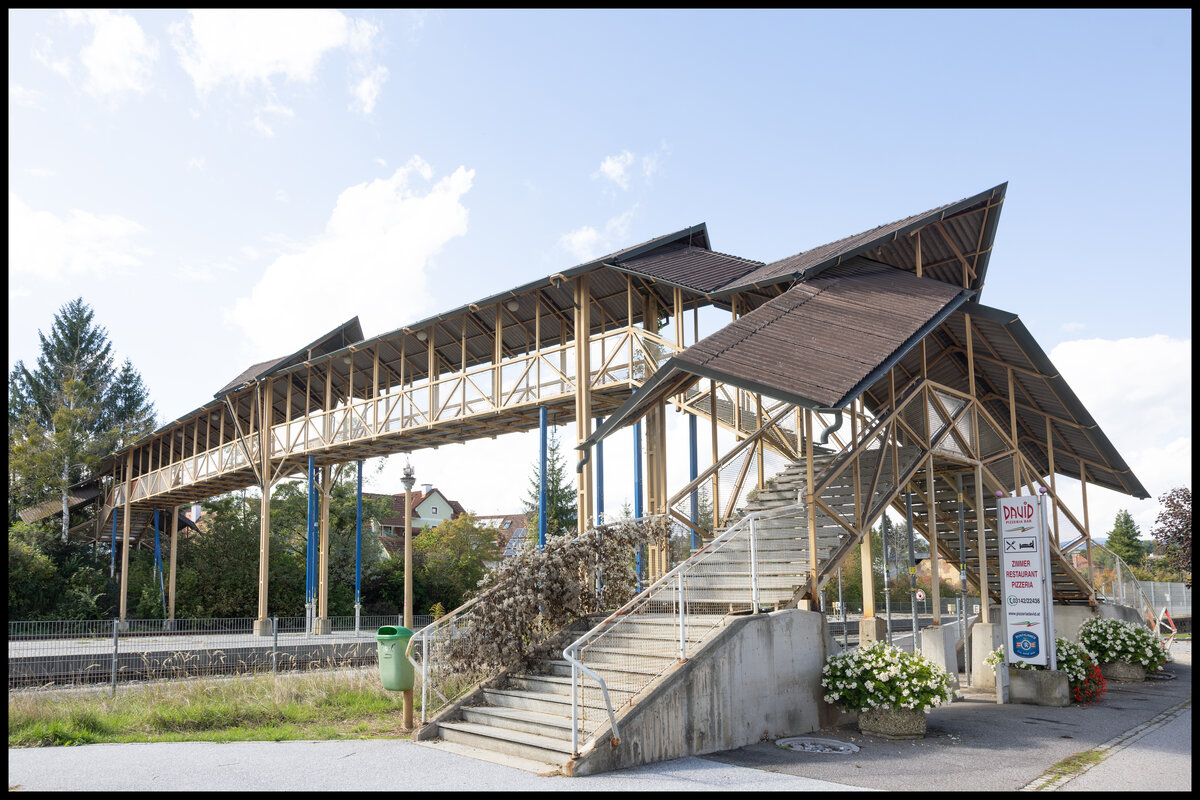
top-left (9, 666), bottom-right (418, 747)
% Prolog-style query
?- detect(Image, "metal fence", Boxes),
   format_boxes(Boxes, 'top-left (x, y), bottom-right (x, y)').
top-left (1139, 581), bottom-right (1191, 618)
top-left (8, 614), bottom-right (433, 692)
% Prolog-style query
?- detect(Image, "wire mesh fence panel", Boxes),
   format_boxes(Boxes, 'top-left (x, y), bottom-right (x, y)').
top-left (7, 613), bottom-right (445, 691)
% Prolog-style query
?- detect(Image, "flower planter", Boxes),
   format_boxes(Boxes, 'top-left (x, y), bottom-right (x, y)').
top-left (857, 707), bottom-right (927, 739)
top-left (1099, 661), bottom-right (1145, 682)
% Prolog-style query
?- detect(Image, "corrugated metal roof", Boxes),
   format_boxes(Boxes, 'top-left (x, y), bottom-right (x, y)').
top-left (215, 317), bottom-right (364, 397)
top-left (18, 485), bottom-right (102, 523)
top-left (610, 244), bottom-right (764, 294)
top-left (719, 183), bottom-right (1006, 296)
top-left (583, 261), bottom-right (970, 447)
top-left (884, 302), bottom-right (1147, 499)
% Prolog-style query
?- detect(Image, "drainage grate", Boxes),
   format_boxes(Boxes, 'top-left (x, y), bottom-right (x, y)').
top-left (775, 736), bottom-right (860, 754)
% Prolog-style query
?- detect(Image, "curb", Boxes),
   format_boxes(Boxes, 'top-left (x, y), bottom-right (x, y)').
top-left (1020, 697), bottom-right (1192, 791)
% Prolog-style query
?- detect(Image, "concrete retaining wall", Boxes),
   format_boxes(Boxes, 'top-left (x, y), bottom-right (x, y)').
top-left (571, 609), bottom-right (830, 776)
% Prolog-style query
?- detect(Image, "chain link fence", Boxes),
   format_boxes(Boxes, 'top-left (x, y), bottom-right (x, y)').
top-left (8, 614), bottom-right (433, 692)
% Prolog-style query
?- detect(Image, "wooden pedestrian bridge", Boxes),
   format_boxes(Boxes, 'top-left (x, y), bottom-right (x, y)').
top-left (44, 182), bottom-right (1158, 774)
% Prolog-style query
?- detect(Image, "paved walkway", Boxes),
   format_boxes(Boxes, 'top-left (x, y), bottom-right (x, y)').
top-left (8, 642), bottom-right (1190, 792)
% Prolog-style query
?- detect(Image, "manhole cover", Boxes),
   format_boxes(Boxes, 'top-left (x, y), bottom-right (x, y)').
top-left (775, 736), bottom-right (859, 754)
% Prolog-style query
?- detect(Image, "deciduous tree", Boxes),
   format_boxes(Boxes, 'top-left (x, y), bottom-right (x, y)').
top-left (1152, 487), bottom-right (1191, 588)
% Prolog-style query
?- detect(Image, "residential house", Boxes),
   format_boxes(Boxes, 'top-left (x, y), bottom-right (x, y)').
top-left (474, 513), bottom-right (531, 569)
top-left (363, 484), bottom-right (466, 556)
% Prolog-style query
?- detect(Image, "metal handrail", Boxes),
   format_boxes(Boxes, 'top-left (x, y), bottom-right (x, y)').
top-left (1090, 543), bottom-right (1163, 637)
top-left (407, 514), bottom-right (666, 725)
top-left (562, 503), bottom-right (806, 757)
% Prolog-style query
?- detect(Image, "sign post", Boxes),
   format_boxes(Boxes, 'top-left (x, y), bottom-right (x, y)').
top-left (998, 494), bottom-right (1055, 678)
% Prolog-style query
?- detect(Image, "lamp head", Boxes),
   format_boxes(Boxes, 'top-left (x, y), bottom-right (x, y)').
top-left (401, 462), bottom-right (416, 491)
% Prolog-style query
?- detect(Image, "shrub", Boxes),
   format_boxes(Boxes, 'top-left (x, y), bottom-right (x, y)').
top-left (822, 641), bottom-right (954, 713)
top-left (1077, 617), bottom-right (1167, 672)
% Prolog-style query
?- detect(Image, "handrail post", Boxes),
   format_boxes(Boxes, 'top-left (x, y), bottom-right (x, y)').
top-left (749, 515), bottom-right (760, 612)
top-left (421, 628), bottom-right (430, 724)
top-left (678, 571), bottom-right (687, 660)
top-left (571, 648), bottom-right (580, 757)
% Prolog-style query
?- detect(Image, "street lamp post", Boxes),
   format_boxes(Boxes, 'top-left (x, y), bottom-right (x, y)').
top-left (401, 463), bottom-right (415, 730)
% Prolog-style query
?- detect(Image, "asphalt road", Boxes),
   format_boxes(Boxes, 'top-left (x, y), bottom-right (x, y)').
top-left (8, 641), bottom-right (1190, 792)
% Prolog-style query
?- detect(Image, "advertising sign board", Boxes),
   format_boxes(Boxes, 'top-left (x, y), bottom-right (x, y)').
top-left (998, 496), bottom-right (1050, 666)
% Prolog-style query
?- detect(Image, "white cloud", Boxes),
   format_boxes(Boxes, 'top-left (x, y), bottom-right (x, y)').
top-left (559, 207), bottom-right (637, 263)
top-left (375, 157), bottom-right (387, 167)
top-left (1060, 321), bottom-right (1085, 333)
top-left (186, 157), bottom-right (204, 170)
top-left (351, 64), bottom-right (389, 114)
top-left (251, 116), bottom-right (274, 137)
top-left (9, 82), bottom-right (44, 109)
top-left (227, 156), bottom-right (475, 358)
top-left (596, 150), bottom-right (635, 190)
top-left (66, 10), bottom-right (159, 104)
top-left (1049, 334), bottom-right (1191, 536)
top-left (275, 189), bottom-right (291, 203)
top-left (170, 9), bottom-right (388, 114)
top-left (8, 192), bottom-right (149, 280)
top-left (171, 9), bottom-right (349, 94)
top-left (177, 262), bottom-right (233, 282)
top-left (33, 36), bottom-right (72, 79)
top-left (25, 168), bottom-right (56, 178)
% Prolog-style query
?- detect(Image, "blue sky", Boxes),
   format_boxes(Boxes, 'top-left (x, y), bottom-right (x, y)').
top-left (8, 9), bottom-right (1191, 539)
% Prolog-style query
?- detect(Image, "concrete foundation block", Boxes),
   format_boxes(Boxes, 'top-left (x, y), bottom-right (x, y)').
top-left (1100, 661), bottom-right (1146, 682)
top-left (253, 618), bottom-right (273, 637)
top-left (970, 622), bottom-right (1002, 689)
top-left (313, 618), bottom-right (332, 635)
top-left (858, 616), bottom-right (887, 646)
top-left (1008, 669), bottom-right (1070, 707)
top-left (920, 625), bottom-right (958, 673)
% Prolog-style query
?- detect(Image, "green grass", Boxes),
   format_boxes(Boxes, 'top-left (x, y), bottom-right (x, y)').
top-left (1041, 749), bottom-right (1104, 781)
top-left (8, 667), bottom-right (419, 748)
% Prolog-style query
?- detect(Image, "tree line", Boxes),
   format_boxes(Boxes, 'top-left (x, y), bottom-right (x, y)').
top-left (8, 299), bottom-right (504, 621)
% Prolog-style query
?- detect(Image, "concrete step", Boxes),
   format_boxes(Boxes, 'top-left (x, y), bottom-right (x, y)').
top-left (438, 720), bottom-right (574, 765)
top-left (416, 737), bottom-right (564, 776)
top-left (482, 687), bottom-right (609, 715)
top-left (460, 705), bottom-right (580, 740)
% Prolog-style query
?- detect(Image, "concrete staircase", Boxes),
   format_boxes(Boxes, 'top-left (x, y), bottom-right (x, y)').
top-left (419, 614), bottom-right (721, 774)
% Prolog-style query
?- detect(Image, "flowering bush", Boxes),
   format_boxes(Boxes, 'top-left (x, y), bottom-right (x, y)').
top-left (822, 641), bottom-right (953, 713)
top-left (1073, 665), bottom-right (1107, 704)
top-left (985, 638), bottom-right (1106, 702)
top-left (1077, 617), bottom-right (1167, 672)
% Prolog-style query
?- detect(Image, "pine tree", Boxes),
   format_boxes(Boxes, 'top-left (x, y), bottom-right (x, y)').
top-left (1105, 509), bottom-right (1143, 567)
top-left (522, 429), bottom-right (578, 540)
top-left (9, 298), bottom-right (157, 540)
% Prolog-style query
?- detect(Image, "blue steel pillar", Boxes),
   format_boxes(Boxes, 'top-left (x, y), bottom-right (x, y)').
top-left (634, 419), bottom-right (644, 586)
top-left (153, 509), bottom-right (166, 616)
top-left (596, 417), bottom-right (605, 526)
top-left (539, 405), bottom-right (548, 551)
top-left (689, 413), bottom-right (698, 551)
top-left (355, 460), bottom-right (363, 634)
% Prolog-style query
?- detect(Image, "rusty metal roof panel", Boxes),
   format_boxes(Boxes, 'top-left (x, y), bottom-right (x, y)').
top-left (582, 263), bottom-right (970, 448)
top-left (612, 244), bottom-right (764, 293)
top-left (718, 183), bottom-right (1006, 296)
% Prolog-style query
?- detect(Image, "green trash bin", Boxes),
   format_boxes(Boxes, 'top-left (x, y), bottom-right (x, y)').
top-left (375, 626), bottom-right (415, 691)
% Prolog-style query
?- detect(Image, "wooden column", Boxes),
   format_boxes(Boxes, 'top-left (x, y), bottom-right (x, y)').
top-left (710, 379), bottom-right (719, 533)
top-left (855, 400), bottom-right (875, 620)
top-left (574, 275), bottom-right (593, 533)
top-left (804, 409), bottom-right (818, 603)
top-left (254, 380), bottom-right (274, 636)
top-left (1081, 465), bottom-right (1095, 604)
top-left (118, 449), bottom-right (134, 628)
top-left (316, 465), bottom-right (332, 633)
top-left (974, 463), bottom-right (989, 624)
